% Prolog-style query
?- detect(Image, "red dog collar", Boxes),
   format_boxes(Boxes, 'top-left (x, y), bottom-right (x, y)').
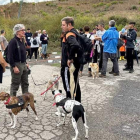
top-left (4, 97), bottom-right (11, 105)
top-left (54, 93), bottom-right (61, 100)
top-left (53, 93), bottom-right (61, 106)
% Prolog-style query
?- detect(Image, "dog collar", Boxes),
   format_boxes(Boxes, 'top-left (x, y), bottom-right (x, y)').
top-left (4, 97), bottom-right (11, 105)
top-left (54, 93), bottom-right (61, 100)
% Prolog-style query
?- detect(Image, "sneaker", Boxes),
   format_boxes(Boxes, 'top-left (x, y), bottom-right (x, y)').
top-left (29, 59), bottom-right (31, 62)
top-left (99, 74), bottom-right (106, 78)
top-left (129, 69), bottom-right (134, 73)
top-left (35, 59), bottom-right (37, 61)
top-left (109, 71), bottom-right (114, 74)
top-left (88, 72), bottom-right (92, 77)
top-left (123, 67), bottom-right (130, 71)
top-left (113, 73), bottom-right (119, 76)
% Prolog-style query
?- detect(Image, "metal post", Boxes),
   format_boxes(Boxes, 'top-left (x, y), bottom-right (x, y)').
top-left (18, 0), bottom-right (23, 19)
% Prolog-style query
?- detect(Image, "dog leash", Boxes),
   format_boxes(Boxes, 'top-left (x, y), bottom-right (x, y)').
top-left (31, 74), bottom-right (48, 86)
top-left (40, 76), bottom-right (61, 95)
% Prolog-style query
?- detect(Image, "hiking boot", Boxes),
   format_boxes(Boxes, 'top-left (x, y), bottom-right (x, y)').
top-left (88, 72), bottom-right (92, 77)
top-left (123, 67), bottom-right (130, 71)
top-left (99, 74), bottom-right (106, 78)
top-left (109, 71), bottom-right (114, 74)
top-left (113, 73), bottom-right (119, 76)
top-left (129, 69), bottom-right (134, 73)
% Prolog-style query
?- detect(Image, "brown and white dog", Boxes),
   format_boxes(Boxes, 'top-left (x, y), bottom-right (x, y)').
top-left (89, 63), bottom-right (99, 79)
top-left (0, 92), bottom-right (38, 128)
top-left (44, 74), bottom-right (59, 100)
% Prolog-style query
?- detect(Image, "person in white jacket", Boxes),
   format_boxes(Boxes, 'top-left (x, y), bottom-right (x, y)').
top-left (29, 33), bottom-right (40, 61)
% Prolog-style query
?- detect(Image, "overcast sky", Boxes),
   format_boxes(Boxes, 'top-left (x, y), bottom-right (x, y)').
top-left (0, 0), bottom-right (54, 5)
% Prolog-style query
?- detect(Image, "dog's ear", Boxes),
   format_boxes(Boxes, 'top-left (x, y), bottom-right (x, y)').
top-left (59, 90), bottom-right (62, 93)
top-left (52, 90), bottom-right (55, 95)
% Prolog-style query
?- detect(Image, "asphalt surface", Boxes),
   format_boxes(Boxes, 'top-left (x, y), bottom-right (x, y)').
top-left (0, 54), bottom-right (140, 140)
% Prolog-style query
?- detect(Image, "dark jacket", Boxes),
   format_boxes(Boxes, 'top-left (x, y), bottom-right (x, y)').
top-left (125, 29), bottom-right (137, 48)
top-left (40, 34), bottom-right (48, 44)
top-left (8, 36), bottom-right (26, 68)
top-left (61, 28), bottom-right (80, 67)
top-left (25, 32), bottom-right (32, 46)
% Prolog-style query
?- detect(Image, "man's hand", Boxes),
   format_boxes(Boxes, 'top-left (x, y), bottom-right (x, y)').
top-left (13, 66), bottom-right (20, 74)
top-left (67, 59), bottom-right (73, 67)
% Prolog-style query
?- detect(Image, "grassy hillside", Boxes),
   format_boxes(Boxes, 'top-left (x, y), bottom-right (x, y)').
top-left (0, 0), bottom-right (140, 51)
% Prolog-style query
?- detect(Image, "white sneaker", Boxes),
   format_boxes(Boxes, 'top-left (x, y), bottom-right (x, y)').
top-left (29, 59), bottom-right (31, 61)
top-left (35, 59), bottom-right (37, 61)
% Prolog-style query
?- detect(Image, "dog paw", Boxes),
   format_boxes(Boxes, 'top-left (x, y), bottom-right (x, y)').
top-left (35, 117), bottom-right (39, 121)
top-left (56, 123), bottom-right (61, 127)
top-left (11, 125), bottom-right (15, 128)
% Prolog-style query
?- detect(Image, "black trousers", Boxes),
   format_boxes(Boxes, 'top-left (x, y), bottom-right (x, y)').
top-left (0, 64), bottom-right (3, 83)
top-left (30, 48), bottom-right (39, 59)
top-left (93, 45), bottom-right (98, 63)
top-left (126, 48), bottom-right (134, 69)
top-left (61, 64), bottom-right (81, 102)
top-left (99, 45), bottom-right (103, 70)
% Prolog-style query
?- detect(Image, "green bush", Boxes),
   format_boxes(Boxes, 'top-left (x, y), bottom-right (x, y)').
top-left (109, 16), bottom-right (128, 26)
top-left (93, 2), bottom-right (105, 8)
top-left (130, 5), bottom-right (137, 10)
top-left (111, 1), bottom-right (118, 5)
top-left (85, 10), bottom-right (90, 13)
top-left (58, 6), bottom-right (62, 11)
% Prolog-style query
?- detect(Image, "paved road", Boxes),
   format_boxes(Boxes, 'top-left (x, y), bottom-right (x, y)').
top-left (0, 55), bottom-right (140, 140)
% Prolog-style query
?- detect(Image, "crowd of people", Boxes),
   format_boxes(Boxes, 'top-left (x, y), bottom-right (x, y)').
top-left (0, 16), bottom-right (138, 103)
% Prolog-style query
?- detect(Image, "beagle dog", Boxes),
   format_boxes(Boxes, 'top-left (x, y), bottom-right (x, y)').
top-left (0, 92), bottom-right (38, 128)
top-left (52, 89), bottom-right (89, 140)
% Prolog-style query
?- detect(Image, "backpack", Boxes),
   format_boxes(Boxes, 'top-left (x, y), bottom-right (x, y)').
top-left (3, 39), bottom-right (20, 63)
top-left (66, 31), bottom-right (93, 64)
top-left (33, 38), bottom-right (37, 45)
top-left (117, 38), bottom-right (124, 49)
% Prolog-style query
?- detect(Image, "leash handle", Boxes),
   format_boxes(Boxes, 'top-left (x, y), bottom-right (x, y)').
top-left (40, 76), bottom-right (61, 95)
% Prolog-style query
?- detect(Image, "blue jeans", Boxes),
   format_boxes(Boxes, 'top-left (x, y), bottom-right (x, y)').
top-left (42, 44), bottom-right (47, 54)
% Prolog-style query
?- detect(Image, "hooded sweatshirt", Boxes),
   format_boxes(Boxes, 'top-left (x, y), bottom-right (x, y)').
top-left (102, 27), bottom-right (119, 53)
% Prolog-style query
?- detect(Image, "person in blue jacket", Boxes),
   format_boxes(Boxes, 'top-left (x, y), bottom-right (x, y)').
top-left (99, 20), bottom-right (119, 78)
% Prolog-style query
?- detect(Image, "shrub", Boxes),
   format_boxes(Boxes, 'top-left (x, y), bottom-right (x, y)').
top-left (85, 10), bottom-right (90, 13)
top-left (99, 12), bottom-right (105, 17)
top-left (130, 6), bottom-right (137, 10)
top-left (111, 1), bottom-right (118, 5)
top-left (32, 2), bottom-right (35, 6)
top-left (93, 2), bottom-right (105, 8)
top-left (58, 6), bottom-right (62, 11)
top-left (109, 16), bottom-right (128, 26)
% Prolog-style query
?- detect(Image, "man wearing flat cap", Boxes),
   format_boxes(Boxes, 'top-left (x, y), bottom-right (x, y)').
top-left (8, 24), bottom-right (29, 96)
top-left (122, 22), bottom-right (137, 73)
